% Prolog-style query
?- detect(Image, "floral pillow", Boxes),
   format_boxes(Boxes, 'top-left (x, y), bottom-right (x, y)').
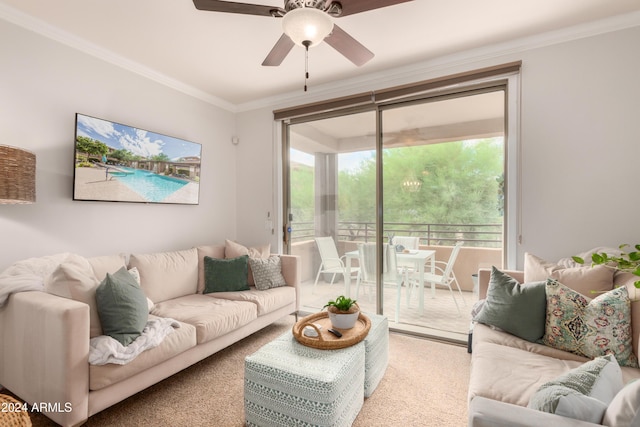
top-left (543, 279), bottom-right (638, 368)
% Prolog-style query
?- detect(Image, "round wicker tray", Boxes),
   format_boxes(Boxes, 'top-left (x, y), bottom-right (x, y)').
top-left (292, 311), bottom-right (371, 350)
top-left (0, 394), bottom-right (31, 427)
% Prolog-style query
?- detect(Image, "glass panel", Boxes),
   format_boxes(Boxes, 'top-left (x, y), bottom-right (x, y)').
top-left (285, 87), bottom-right (508, 342)
top-left (288, 111), bottom-right (377, 315)
top-left (381, 90), bottom-right (505, 339)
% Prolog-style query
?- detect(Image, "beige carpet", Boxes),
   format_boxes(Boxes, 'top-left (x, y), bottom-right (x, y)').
top-left (7, 315), bottom-right (470, 427)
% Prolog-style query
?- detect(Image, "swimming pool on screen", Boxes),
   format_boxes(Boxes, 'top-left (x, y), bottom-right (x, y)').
top-left (109, 168), bottom-right (188, 202)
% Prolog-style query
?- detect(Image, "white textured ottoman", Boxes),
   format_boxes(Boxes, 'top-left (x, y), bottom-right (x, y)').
top-left (363, 313), bottom-right (389, 397)
top-left (244, 332), bottom-right (365, 427)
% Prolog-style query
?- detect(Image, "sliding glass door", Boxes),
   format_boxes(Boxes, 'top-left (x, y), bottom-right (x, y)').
top-left (380, 90), bottom-right (505, 337)
top-left (284, 85), bottom-right (508, 342)
top-left (286, 110), bottom-right (378, 316)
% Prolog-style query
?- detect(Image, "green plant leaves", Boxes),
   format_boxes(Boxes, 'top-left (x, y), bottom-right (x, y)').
top-left (573, 244), bottom-right (640, 289)
top-left (323, 295), bottom-right (357, 311)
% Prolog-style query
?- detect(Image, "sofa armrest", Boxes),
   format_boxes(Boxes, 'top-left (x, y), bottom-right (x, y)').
top-left (280, 254), bottom-right (301, 312)
top-left (477, 268), bottom-right (524, 299)
top-left (0, 291), bottom-right (89, 427)
top-left (469, 397), bottom-right (603, 427)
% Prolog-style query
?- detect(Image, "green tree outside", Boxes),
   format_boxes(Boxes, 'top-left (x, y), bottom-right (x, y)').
top-left (290, 138), bottom-right (504, 246)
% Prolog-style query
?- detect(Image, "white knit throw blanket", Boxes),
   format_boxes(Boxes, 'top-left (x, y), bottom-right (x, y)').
top-left (89, 317), bottom-right (180, 365)
top-left (0, 252), bottom-right (72, 307)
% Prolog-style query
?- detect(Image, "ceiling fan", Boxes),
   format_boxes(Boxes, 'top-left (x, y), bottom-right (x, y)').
top-left (193, 0), bottom-right (413, 67)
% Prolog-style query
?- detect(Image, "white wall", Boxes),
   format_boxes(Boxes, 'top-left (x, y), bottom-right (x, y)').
top-left (235, 109), bottom-right (280, 250)
top-left (2, 16), bottom-right (638, 272)
top-left (0, 19), bottom-right (237, 269)
top-left (518, 27), bottom-right (640, 262)
top-left (236, 24), bottom-right (640, 268)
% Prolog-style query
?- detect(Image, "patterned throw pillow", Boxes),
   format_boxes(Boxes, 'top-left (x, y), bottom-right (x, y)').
top-left (248, 256), bottom-right (287, 291)
top-left (543, 279), bottom-right (638, 368)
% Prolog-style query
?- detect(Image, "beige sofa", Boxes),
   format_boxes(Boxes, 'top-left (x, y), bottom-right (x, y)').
top-left (0, 243), bottom-right (300, 427)
top-left (468, 262), bottom-right (640, 427)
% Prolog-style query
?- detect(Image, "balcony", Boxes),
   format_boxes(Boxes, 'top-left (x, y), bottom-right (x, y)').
top-left (290, 221), bottom-right (503, 342)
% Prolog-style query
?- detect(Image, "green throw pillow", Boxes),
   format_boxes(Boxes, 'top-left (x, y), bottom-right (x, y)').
top-left (203, 255), bottom-right (250, 293)
top-left (527, 354), bottom-right (623, 423)
top-left (95, 266), bottom-right (149, 346)
top-left (473, 266), bottom-right (547, 342)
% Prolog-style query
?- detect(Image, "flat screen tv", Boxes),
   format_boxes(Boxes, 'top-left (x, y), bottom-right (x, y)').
top-left (73, 113), bottom-right (201, 205)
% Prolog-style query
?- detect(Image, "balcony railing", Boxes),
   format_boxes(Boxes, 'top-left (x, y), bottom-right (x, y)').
top-left (290, 221), bottom-right (502, 248)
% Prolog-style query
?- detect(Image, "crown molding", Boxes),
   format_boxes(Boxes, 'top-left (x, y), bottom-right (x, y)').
top-left (237, 10), bottom-right (640, 112)
top-left (0, 3), bottom-right (238, 113)
top-left (1, 3), bottom-right (638, 114)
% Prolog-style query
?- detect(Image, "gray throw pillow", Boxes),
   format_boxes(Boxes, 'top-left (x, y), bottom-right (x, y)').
top-left (528, 354), bottom-right (623, 423)
top-left (473, 266), bottom-right (546, 342)
top-left (95, 266), bottom-right (149, 346)
top-left (203, 255), bottom-right (250, 293)
top-left (248, 256), bottom-right (287, 290)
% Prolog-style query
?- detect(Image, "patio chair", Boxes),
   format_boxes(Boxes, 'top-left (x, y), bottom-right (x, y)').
top-left (393, 235), bottom-right (420, 270)
top-left (313, 236), bottom-right (360, 292)
top-left (409, 241), bottom-right (465, 315)
top-left (356, 243), bottom-right (406, 323)
top-left (393, 236), bottom-right (419, 252)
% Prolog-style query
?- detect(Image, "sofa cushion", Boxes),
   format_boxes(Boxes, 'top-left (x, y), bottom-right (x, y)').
top-left (195, 244), bottom-right (225, 293)
top-left (603, 380), bottom-right (640, 427)
top-left (208, 285), bottom-right (295, 316)
top-left (471, 323), bottom-right (590, 362)
top-left (128, 248), bottom-right (198, 303)
top-left (203, 255), bottom-right (250, 293)
top-left (469, 341), bottom-right (586, 407)
top-left (248, 256), bottom-right (287, 290)
top-left (86, 254), bottom-right (127, 281)
top-left (543, 279), bottom-right (638, 368)
top-left (45, 253), bottom-right (103, 337)
top-left (527, 354), bottom-right (623, 424)
top-left (151, 294), bottom-right (257, 344)
top-left (89, 315), bottom-right (197, 391)
top-left (473, 267), bottom-right (546, 342)
top-left (95, 267), bottom-right (149, 346)
top-left (524, 252), bottom-right (614, 296)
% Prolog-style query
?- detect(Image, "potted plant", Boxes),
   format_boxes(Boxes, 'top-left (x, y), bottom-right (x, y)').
top-left (323, 295), bottom-right (360, 329)
top-left (572, 244), bottom-right (640, 290)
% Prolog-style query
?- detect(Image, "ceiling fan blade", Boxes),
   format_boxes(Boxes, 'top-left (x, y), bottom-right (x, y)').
top-left (328, 0), bottom-right (413, 17)
top-left (193, 0), bottom-right (284, 17)
top-left (324, 24), bottom-right (374, 66)
top-left (262, 34), bottom-right (295, 66)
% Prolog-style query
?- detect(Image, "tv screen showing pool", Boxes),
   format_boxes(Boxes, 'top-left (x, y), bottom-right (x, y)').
top-left (73, 113), bottom-right (201, 205)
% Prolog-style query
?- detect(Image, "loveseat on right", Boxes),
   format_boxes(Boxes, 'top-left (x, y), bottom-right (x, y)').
top-left (468, 253), bottom-right (640, 427)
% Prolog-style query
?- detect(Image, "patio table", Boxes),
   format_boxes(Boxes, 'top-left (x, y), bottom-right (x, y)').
top-left (343, 249), bottom-right (436, 315)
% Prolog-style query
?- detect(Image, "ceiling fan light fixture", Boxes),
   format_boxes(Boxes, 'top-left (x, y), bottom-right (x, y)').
top-left (282, 7), bottom-right (333, 47)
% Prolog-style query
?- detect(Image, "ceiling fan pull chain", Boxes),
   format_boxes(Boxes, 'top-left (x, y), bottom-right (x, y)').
top-left (303, 40), bottom-right (310, 92)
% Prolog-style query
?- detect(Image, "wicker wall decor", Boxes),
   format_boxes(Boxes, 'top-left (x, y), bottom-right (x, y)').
top-left (0, 145), bottom-right (36, 204)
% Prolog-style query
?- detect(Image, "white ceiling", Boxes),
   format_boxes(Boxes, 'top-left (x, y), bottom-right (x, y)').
top-left (1, 0), bottom-right (639, 109)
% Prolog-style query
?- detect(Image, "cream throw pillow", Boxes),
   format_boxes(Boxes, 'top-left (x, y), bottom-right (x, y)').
top-left (45, 256), bottom-right (154, 338)
top-left (224, 239), bottom-right (270, 286)
top-left (524, 253), bottom-right (614, 296)
top-left (603, 380), bottom-right (640, 427)
top-left (224, 239), bottom-right (270, 259)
